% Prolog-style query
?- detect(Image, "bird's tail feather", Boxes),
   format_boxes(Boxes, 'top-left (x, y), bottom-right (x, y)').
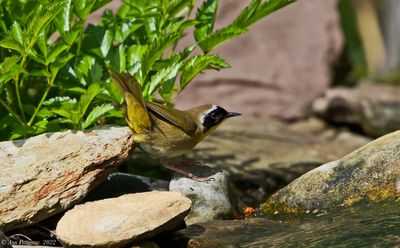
top-left (109, 71), bottom-right (151, 133)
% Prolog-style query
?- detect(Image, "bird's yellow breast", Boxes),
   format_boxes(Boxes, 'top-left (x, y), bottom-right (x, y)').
top-left (134, 117), bottom-right (204, 158)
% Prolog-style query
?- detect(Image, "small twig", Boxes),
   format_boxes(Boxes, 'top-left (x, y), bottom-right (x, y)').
top-left (9, 233), bottom-right (32, 241)
top-left (28, 86), bottom-right (51, 126)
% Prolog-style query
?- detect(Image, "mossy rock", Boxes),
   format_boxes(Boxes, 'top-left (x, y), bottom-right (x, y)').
top-left (261, 130), bottom-right (400, 215)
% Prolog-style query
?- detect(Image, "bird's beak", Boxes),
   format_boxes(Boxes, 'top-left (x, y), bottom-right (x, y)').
top-left (227, 112), bottom-right (241, 118)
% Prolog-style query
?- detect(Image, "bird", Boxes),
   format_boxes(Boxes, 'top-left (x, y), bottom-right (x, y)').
top-left (109, 71), bottom-right (241, 181)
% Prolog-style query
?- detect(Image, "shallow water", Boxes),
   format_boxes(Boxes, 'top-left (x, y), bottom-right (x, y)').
top-left (256, 202), bottom-right (400, 247)
top-left (174, 201), bottom-right (400, 247)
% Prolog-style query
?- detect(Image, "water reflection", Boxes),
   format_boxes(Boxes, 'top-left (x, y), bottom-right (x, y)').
top-left (256, 202), bottom-right (400, 247)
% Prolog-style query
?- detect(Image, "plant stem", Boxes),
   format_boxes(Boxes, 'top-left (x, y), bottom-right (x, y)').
top-left (74, 20), bottom-right (85, 65)
top-left (28, 73), bottom-right (54, 126)
top-left (14, 78), bottom-right (26, 122)
top-left (27, 86), bottom-right (50, 126)
top-left (0, 98), bottom-right (25, 126)
top-left (14, 38), bottom-right (37, 124)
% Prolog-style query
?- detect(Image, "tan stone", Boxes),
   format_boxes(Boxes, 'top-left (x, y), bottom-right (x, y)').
top-left (56, 191), bottom-right (192, 248)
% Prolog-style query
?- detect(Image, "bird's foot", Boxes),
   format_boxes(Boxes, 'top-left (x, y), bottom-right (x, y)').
top-left (160, 159), bottom-right (214, 183)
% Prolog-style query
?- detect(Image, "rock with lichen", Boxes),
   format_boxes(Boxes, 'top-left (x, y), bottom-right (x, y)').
top-left (0, 126), bottom-right (133, 232)
top-left (261, 130), bottom-right (400, 215)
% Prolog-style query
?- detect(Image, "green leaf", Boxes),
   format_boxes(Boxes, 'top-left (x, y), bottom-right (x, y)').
top-left (232, 0), bottom-right (295, 29)
top-left (180, 55), bottom-right (230, 88)
top-left (65, 87), bottom-right (87, 94)
top-left (0, 37), bottom-right (25, 54)
top-left (10, 125), bottom-right (35, 140)
top-left (36, 33), bottom-right (48, 58)
top-left (29, 70), bottom-right (51, 77)
top-left (197, 0), bottom-right (294, 53)
top-left (140, 33), bottom-right (181, 83)
top-left (0, 56), bottom-right (21, 73)
top-left (166, 0), bottom-right (194, 16)
top-left (197, 26), bottom-right (246, 53)
top-left (92, 0), bottom-right (113, 12)
top-left (106, 44), bottom-right (126, 72)
top-left (159, 79), bottom-right (176, 103)
top-left (100, 29), bottom-right (113, 58)
top-left (72, 0), bottom-right (96, 20)
top-left (147, 61), bottom-right (181, 95)
top-left (74, 56), bottom-right (102, 85)
top-left (0, 114), bottom-right (16, 131)
top-left (10, 21), bottom-right (24, 46)
top-left (82, 25), bottom-right (113, 58)
top-left (32, 119), bottom-right (49, 134)
top-left (179, 44), bottom-right (197, 60)
top-left (50, 52), bottom-right (74, 78)
top-left (45, 96), bottom-right (77, 119)
top-left (44, 96), bottom-right (77, 106)
top-left (102, 80), bottom-right (123, 103)
top-left (47, 43), bottom-right (69, 64)
top-left (28, 0), bottom-right (65, 39)
top-left (89, 61), bottom-right (102, 84)
top-left (48, 118), bottom-right (73, 125)
top-left (194, 0), bottom-right (218, 42)
top-left (72, 82), bottom-right (102, 128)
top-left (28, 48), bottom-right (46, 64)
top-left (61, 23), bottom-right (82, 45)
top-left (114, 20), bottom-right (143, 43)
top-left (55, 0), bottom-right (72, 33)
top-left (0, 56), bottom-right (23, 93)
top-left (37, 107), bottom-right (54, 118)
top-left (170, 19), bottom-right (198, 34)
top-left (127, 45), bottom-right (147, 69)
top-left (51, 108), bottom-right (73, 119)
top-left (83, 103), bottom-right (114, 129)
top-left (106, 108), bottom-right (124, 118)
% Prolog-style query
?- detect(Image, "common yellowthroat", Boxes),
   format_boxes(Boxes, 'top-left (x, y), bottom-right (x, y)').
top-left (110, 71), bottom-right (240, 180)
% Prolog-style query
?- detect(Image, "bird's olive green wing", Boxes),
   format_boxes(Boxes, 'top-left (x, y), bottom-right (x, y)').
top-left (109, 71), bottom-right (151, 133)
top-left (146, 102), bottom-right (198, 136)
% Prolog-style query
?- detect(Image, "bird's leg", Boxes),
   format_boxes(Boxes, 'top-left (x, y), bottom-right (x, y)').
top-left (178, 159), bottom-right (203, 167)
top-left (160, 158), bottom-right (212, 182)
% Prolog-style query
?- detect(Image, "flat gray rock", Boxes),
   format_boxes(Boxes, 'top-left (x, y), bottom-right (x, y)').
top-left (56, 191), bottom-right (192, 248)
top-left (0, 126), bottom-right (133, 231)
top-left (261, 130), bottom-right (400, 214)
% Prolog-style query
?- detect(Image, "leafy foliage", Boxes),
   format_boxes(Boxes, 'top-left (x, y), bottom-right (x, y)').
top-left (0, 0), bottom-right (293, 141)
